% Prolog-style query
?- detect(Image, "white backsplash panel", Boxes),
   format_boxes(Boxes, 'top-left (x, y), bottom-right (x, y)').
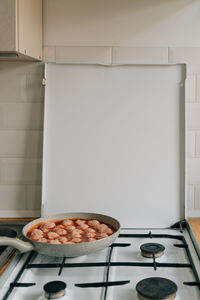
top-left (43, 64), bottom-right (185, 227)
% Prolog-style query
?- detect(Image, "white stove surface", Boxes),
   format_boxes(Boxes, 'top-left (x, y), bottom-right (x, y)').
top-left (1, 228), bottom-right (200, 300)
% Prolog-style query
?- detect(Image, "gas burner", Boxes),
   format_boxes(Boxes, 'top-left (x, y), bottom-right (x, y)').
top-left (136, 277), bottom-right (177, 300)
top-left (0, 228), bottom-right (17, 256)
top-left (0, 228), bottom-right (17, 237)
top-left (43, 281), bottom-right (67, 299)
top-left (140, 243), bottom-right (165, 258)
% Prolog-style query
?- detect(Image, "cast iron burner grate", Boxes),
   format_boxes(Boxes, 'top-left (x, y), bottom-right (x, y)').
top-left (136, 277), bottom-right (177, 300)
top-left (2, 231), bottom-right (200, 300)
top-left (140, 243), bottom-right (165, 258)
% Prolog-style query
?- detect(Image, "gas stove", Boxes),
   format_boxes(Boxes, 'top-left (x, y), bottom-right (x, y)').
top-left (0, 225), bottom-right (200, 300)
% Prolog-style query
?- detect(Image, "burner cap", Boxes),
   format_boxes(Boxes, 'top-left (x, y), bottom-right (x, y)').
top-left (43, 281), bottom-right (67, 299)
top-left (140, 243), bottom-right (165, 258)
top-left (136, 277), bottom-right (177, 300)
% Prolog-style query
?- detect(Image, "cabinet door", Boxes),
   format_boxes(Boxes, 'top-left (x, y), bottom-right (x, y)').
top-left (0, 0), bottom-right (16, 52)
top-left (18, 0), bottom-right (42, 60)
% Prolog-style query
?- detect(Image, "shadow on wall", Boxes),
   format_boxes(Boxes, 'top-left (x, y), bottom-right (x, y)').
top-left (0, 61), bottom-right (44, 214)
top-left (43, 0), bottom-right (200, 46)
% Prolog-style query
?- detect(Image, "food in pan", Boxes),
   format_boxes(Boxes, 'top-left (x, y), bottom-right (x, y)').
top-left (27, 218), bottom-right (115, 244)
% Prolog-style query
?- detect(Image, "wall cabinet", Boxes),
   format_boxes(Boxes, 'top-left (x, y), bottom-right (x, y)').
top-left (0, 0), bottom-right (42, 61)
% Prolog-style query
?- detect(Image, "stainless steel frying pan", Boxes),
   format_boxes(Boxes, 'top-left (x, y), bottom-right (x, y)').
top-left (0, 212), bottom-right (120, 257)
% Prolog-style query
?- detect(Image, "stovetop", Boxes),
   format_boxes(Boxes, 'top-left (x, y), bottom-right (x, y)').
top-left (0, 227), bottom-right (200, 300)
top-left (0, 221), bottom-right (28, 290)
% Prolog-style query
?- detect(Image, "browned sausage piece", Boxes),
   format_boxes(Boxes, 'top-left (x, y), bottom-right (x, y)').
top-left (30, 229), bottom-right (43, 241)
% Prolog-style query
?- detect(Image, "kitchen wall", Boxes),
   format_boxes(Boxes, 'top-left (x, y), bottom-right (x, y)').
top-left (43, 0), bottom-right (200, 217)
top-left (0, 62), bottom-right (44, 217)
top-left (43, 0), bottom-right (200, 47)
top-left (1, 0), bottom-right (199, 217)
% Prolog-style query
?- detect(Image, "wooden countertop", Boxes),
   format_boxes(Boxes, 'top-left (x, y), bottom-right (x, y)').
top-left (188, 218), bottom-right (200, 244)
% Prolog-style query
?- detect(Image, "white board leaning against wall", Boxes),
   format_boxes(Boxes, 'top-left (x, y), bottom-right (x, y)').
top-left (42, 64), bottom-right (185, 228)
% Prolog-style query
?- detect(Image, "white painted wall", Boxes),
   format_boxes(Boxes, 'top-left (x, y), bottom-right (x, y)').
top-left (1, 0), bottom-right (200, 217)
top-left (43, 0), bottom-right (200, 217)
top-left (43, 0), bottom-right (200, 47)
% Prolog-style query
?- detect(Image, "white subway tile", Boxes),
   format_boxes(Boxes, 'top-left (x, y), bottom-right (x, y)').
top-left (0, 158), bottom-right (42, 184)
top-left (197, 75), bottom-right (200, 102)
top-left (0, 131), bottom-right (26, 158)
top-left (196, 132), bottom-right (200, 157)
top-left (194, 185), bottom-right (200, 209)
top-left (26, 185), bottom-right (41, 210)
top-left (26, 74), bottom-right (44, 102)
top-left (0, 62), bottom-right (44, 102)
top-left (187, 131), bottom-right (195, 158)
top-left (0, 185), bottom-right (26, 210)
top-left (169, 47), bottom-right (200, 67)
top-left (187, 158), bottom-right (200, 184)
top-left (56, 46), bottom-right (112, 65)
top-left (43, 46), bottom-right (56, 62)
top-left (0, 73), bottom-right (26, 102)
top-left (0, 61), bottom-right (43, 73)
top-left (0, 61), bottom-right (44, 215)
top-left (187, 185), bottom-right (195, 210)
top-left (112, 47), bottom-right (168, 64)
top-left (187, 103), bottom-right (200, 130)
top-left (185, 75), bottom-right (196, 102)
top-left (0, 103), bottom-right (44, 130)
top-left (0, 160), bottom-right (2, 182)
top-left (0, 131), bottom-right (43, 158)
top-left (26, 131), bottom-right (43, 158)
top-left (27, 63), bottom-right (44, 75)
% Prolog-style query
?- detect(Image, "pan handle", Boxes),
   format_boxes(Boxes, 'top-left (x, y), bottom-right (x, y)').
top-left (0, 237), bottom-right (34, 253)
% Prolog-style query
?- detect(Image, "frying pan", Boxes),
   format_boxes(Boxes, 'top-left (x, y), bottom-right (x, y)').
top-left (0, 212), bottom-right (120, 257)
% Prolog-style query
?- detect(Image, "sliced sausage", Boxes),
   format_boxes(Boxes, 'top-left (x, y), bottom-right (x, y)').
top-left (47, 232), bottom-right (59, 240)
top-left (30, 229), bottom-right (43, 241)
top-left (71, 230), bottom-right (82, 238)
top-left (65, 225), bottom-right (76, 232)
top-left (27, 218), bottom-right (115, 244)
top-left (87, 220), bottom-right (100, 228)
top-left (62, 219), bottom-right (74, 226)
top-left (85, 231), bottom-right (96, 238)
top-left (96, 232), bottom-right (108, 239)
top-left (76, 219), bottom-right (86, 226)
top-left (59, 237), bottom-right (68, 244)
top-left (39, 222), bottom-right (56, 233)
top-left (77, 223), bottom-right (89, 230)
top-left (96, 224), bottom-right (108, 233)
top-left (53, 228), bottom-right (67, 236)
top-left (38, 237), bottom-right (48, 243)
top-left (71, 237), bottom-right (82, 243)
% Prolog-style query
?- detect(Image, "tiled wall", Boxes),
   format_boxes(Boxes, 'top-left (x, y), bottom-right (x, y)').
top-left (186, 74), bottom-right (200, 216)
top-left (170, 48), bottom-right (200, 216)
top-left (167, 48), bottom-right (200, 216)
top-left (0, 62), bottom-right (44, 217)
